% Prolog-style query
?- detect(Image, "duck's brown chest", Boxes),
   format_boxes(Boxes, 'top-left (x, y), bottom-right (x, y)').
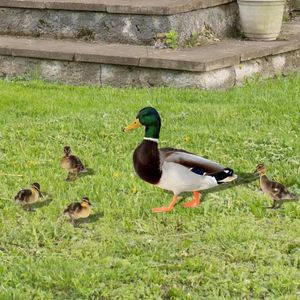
top-left (61, 157), bottom-right (71, 170)
top-left (27, 188), bottom-right (39, 203)
top-left (73, 206), bottom-right (91, 219)
top-left (260, 176), bottom-right (271, 194)
top-left (133, 140), bottom-right (162, 185)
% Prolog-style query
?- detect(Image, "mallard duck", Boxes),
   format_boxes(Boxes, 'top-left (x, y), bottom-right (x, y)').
top-left (60, 146), bottom-right (85, 181)
top-left (64, 196), bottom-right (92, 225)
top-left (14, 182), bottom-right (43, 210)
top-left (124, 107), bottom-right (237, 213)
top-left (256, 164), bottom-right (297, 209)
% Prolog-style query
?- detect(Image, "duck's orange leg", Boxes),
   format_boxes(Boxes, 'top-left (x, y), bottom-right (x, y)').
top-left (152, 195), bottom-right (178, 213)
top-left (182, 191), bottom-right (200, 208)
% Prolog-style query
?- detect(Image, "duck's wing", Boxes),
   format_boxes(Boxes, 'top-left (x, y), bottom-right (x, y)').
top-left (159, 147), bottom-right (224, 174)
top-left (269, 181), bottom-right (296, 200)
top-left (69, 155), bottom-right (85, 171)
top-left (15, 189), bottom-right (31, 201)
top-left (64, 202), bottom-right (81, 214)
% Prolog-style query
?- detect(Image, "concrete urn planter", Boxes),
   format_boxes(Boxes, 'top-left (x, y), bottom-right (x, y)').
top-left (237, 0), bottom-right (285, 41)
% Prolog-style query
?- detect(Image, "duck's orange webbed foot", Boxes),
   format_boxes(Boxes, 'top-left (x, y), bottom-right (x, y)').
top-left (152, 196), bottom-right (178, 213)
top-left (152, 206), bottom-right (174, 213)
top-left (182, 191), bottom-right (200, 208)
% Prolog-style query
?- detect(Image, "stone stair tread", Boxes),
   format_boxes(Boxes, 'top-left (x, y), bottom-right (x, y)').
top-left (0, 0), bottom-right (234, 14)
top-left (0, 28), bottom-right (299, 72)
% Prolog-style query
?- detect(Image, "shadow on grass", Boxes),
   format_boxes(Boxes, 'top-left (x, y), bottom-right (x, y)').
top-left (207, 171), bottom-right (258, 192)
top-left (177, 172), bottom-right (259, 203)
top-left (79, 168), bottom-right (95, 178)
top-left (76, 211), bottom-right (104, 225)
top-left (31, 198), bottom-right (53, 210)
top-left (62, 168), bottom-right (95, 182)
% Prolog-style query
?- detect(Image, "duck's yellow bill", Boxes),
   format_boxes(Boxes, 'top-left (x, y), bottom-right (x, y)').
top-left (123, 118), bottom-right (142, 132)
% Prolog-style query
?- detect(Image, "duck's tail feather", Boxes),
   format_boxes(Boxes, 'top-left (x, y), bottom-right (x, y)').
top-left (79, 167), bottom-right (88, 173)
top-left (211, 168), bottom-right (237, 184)
top-left (285, 193), bottom-right (298, 201)
top-left (15, 190), bottom-right (26, 202)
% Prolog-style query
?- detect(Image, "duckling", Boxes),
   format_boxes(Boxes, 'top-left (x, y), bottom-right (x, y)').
top-left (256, 164), bottom-right (297, 209)
top-left (14, 182), bottom-right (43, 210)
top-left (60, 146), bottom-right (85, 181)
top-left (64, 196), bottom-right (92, 225)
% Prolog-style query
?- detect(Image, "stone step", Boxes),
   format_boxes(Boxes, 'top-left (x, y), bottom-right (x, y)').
top-left (0, 23), bottom-right (299, 88)
top-left (0, 0), bottom-right (238, 45)
top-left (0, 0), bottom-right (235, 15)
top-left (0, 26), bottom-right (299, 72)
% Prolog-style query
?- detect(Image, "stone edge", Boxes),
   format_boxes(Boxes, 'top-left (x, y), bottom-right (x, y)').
top-left (0, 0), bottom-right (235, 15)
top-left (0, 49), bottom-right (299, 89)
top-left (0, 35), bottom-right (300, 72)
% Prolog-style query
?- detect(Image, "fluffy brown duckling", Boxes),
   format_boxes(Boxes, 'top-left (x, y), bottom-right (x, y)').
top-left (64, 197), bottom-right (92, 225)
top-left (14, 182), bottom-right (43, 210)
top-left (60, 146), bottom-right (85, 181)
top-left (256, 164), bottom-right (297, 209)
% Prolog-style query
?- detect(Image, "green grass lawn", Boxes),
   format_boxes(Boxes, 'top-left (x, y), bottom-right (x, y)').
top-left (0, 75), bottom-right (299, 299)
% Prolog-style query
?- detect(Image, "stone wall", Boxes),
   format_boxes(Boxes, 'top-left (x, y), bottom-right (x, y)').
top-left (0, 49), bottom-right (299, 89)
top-left (0, 3), bottom-right (238, 45)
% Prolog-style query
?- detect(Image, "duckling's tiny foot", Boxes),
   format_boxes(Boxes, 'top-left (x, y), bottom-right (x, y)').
top-left (65, 177), bottom-right (76, 182)
top-left (266, 200), bottom-right (283, 209)
top-left (69, 219), bottom-right (77, 226)
top-left (152, 206), bottom-right (174, 213)
top-left (24, 206), bottom-right (35, 212)
top-left (266, 206), bottom-right (281, 209)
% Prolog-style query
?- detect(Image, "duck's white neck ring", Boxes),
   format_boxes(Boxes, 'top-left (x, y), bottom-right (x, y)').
top-left (144, 137), bottom-right (159, 143)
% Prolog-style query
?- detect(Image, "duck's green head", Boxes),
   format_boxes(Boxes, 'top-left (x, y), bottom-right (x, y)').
top-left (124, 107), bottom-right (161, 139)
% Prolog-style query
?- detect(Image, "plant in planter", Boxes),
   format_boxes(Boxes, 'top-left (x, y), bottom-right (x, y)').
top-left (237, 0), bottom-right (285, 40)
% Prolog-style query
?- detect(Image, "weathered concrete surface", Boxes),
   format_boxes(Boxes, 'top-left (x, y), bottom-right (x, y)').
top-left (105, 0), bottom-right (235, 15)
top-left (282, 22), bottom-right (300, 35)
top-left (0, 22), bottom-right (299, 88)
top-left (0, 56), bottom-right (101, 85)
top-left (0, 31), bottom-right (299, 72)
top-left (99, 64), bottom-right (237, 88)
top-left (235, 50), bottom-right (300, 85)
top-left (0, 3), bottom-right (238, 45)
top-left (0, 36), bottom-right (146, 66)
top-left (0, 50), bottom-right (299, 88)
top-left (0, 0), bottom-right (235, 15)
